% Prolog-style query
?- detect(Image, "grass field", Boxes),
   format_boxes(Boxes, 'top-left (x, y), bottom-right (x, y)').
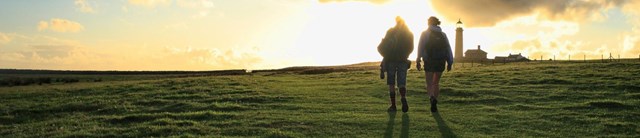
top-left (1, 61), bottom-right (639, 137)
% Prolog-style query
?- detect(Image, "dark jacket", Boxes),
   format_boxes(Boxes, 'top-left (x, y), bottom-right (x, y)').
top-left (379, 26), bottom-right (414, 63)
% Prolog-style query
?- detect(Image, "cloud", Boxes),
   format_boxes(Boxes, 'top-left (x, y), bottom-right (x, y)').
top-left (621, 26), bottom-right (640, 56)
top-left (318, 0), bottom-right (390, 4)
top-left (431, 0), bottom-right (628, 27)
top-left (127, 0), bottom-right (216, 18)
top-left (1, 46), bottom-right (102, 70)
top-left (128, 0), bottom-right (172, 8)
top-left (622, 34), bottom-right (639, 55)
top-left (37, 21), bottom-right (48, 31)
top-left (0, 33), bottom-right (266, 70)
top-left (482, 14), bottom-right (616, 59)
top-left (0, 32), bottom-right (11, 44)
top-left (164, 22), bottom-right (189, 30)
top-left (27, 44), bottom-right (77, 58)
top-left (176, 0), bottom-right (214, 9)
top-left (175, 0), bottom-right (216, 19)
top-left (490, 37), bottom-right (614, 61)
top-left (621, 1), bottom-right (640, 56)
top-left (75, 0), bottom-right (95, 13)
top-left (622, 0), bottom-right (640, 16)
top-left (37, 18), bottom-right (85, 33)
top-left (160, 46), bottom-right (263, 70)
top-left (0, 35), bottom-right (104, 70)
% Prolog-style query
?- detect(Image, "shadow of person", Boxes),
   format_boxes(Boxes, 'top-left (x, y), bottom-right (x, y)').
top-left (400, 113), bottom-right (410, 138)
top-left (384, 112), bottom-right (397, 138)
top-left (432, 112), bottom-right (457, 138)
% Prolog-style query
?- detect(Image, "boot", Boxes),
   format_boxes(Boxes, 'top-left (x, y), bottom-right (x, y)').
top-left (430, 96), bottom-right (438, 112)
top-left (400, 88), bottom-right (408, 113)
top-left (401, 98), bottom-right (408, 113)
top-left (388, 92), bottom-right (396, 112)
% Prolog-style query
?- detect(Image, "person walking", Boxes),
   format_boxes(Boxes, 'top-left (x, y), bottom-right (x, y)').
top-left (378, 16), bottom-right (414, 112)
top-left (416, 16), bottom-right (453, 112)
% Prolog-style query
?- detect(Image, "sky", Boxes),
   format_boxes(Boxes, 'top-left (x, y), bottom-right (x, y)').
top-left (1, 0), bottom-right (640, 71)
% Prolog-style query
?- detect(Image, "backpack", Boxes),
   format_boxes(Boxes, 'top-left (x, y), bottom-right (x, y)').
top-left (378, 29), bottom-right (397, 59)
top-left (425, 31), bottom-right (448, 60)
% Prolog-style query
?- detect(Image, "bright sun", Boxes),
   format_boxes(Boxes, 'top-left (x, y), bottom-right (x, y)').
top-left (286, 0), bottom-right (442, 67)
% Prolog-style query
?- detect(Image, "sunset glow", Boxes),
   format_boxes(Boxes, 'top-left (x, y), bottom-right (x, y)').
top-left (1, 0), bottom-right (640, 70)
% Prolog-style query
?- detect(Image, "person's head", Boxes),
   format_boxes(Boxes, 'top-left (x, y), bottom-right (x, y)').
top-left (428, 16), bottom-right (441, 26)
top-left (395, 16), bottom-right (406, 27)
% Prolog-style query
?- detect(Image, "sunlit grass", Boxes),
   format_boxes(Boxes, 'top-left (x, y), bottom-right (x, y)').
top-left (1, 61), bottom-right (639, 137)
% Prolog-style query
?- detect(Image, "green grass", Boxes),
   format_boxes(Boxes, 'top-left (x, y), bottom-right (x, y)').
top-left (1, 61), bottom-right (639, 137)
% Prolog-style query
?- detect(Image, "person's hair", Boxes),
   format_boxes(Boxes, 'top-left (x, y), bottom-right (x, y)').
top-left (393, 16), bottom-right (410, 32)
top-left (428, 16), bottom-right (441, 26)
top-left (395, 16), bottom-right (405, 25)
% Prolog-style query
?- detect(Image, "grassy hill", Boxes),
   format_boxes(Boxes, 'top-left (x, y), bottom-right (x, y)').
top-left (1, 61), bottom-right (639, 137)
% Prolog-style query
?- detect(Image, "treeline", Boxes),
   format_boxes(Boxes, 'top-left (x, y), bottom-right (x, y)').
top-left (0, 77), bottom-right (99, 87)
top-left (0, 69), bottom-right (248, 75)
top-left (0, 69), bottom-right (250, 87)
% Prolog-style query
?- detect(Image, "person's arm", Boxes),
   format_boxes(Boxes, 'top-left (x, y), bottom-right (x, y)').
top-left (444, 33), bottom-right (454, 71)
top-left (407, 33), bottom-right (414, 58)
top-left (417, 31), bottom-right (428, 61)
top-left (416, 31), bottom-right (428, 71)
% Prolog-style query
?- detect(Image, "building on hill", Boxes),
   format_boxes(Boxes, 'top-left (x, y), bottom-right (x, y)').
top-left (453, 19), bottom-right (529, 63)
top-left (494, 53), bottom-right (530, 62)
top-left (464, 45), bottom-right (487, 62)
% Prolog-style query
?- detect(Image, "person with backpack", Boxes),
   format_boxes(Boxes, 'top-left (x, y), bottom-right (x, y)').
top-left (378, 16), bottom-right (413, 112)
top-left (416, 16), bottom-right (453, 112)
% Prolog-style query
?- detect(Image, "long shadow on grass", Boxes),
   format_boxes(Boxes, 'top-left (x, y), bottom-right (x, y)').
top-left (432, 112), bottom-right (457, 138)
top-left (384, 112), bottom-right (396, 138)
top-left (401, 114), bottom-right (409, 138)
top-left (384, 112), bottom-right (410, 138)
